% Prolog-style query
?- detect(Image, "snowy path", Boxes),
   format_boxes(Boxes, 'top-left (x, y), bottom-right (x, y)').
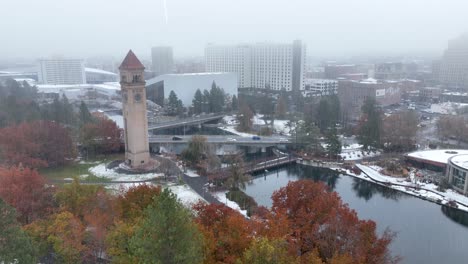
top-left (353, 164), bottom-right (468, 212)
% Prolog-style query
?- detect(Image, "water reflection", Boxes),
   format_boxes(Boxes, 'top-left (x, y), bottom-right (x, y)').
top-left (352, 177), bottom-right (403, 201)
top-left (244, 164), bottom-right (468, 264)
top-left (289, 164), bottom-right (340, 190)
top-left (441, 205), bottom-right (468, 228)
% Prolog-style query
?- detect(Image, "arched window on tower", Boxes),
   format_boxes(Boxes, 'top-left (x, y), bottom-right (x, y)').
top-left (132, 75), bottom-right (140, 83)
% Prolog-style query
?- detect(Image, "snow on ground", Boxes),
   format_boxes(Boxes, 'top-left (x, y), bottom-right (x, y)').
top-left (89, 163), bottom-right (163, 182)
top-left (185, 169), bottom-right (200, 178)
top-left (169, 184), bottom-right (206, 206)
top-left (223, 115), bottom-right (237, 125)
top-left (406, 149), bottom-right (468, 165)
top-left (339, 143), bottom-right (381, 161)
top-left (273, 119), bottom-right (291, 136)
top-left (352, 164), bottom-right (468, 212)
top-left (78, 160), bottom-right (101, 165)
top-left (105, 183), bottom-right (206, 207)
top-left (426, 102), bottom-right (468, 115)
top-left (222, 114), bottom-right (292, 136)
top-left (220, 126), bottom-right (257, 137)
top-left (213, 191), bottom-right (248, 217)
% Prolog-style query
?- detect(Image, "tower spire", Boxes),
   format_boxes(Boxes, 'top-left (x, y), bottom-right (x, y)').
top-left (119, 50), bottom-right (145, 70)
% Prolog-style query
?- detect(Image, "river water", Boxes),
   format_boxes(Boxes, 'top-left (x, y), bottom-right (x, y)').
top-left (243, 164), bottom-right (468, 264)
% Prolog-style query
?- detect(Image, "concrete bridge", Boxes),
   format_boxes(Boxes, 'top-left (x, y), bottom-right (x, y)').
top-left (148, 114), bottom-right (225, 131)
top-left (148, 135), bottom-right (291, 155)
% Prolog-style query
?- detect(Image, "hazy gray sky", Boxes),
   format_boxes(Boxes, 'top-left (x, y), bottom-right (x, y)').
top-left (2, 0), bottom-right (468, 60)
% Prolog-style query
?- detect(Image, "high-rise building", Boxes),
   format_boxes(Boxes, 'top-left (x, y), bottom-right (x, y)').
top-left (151, 46), bottom-right (174, 76)
top-left (119, 50), bottom-right (150, 168)
top-left (205, 44), bottom-right (252, 88)
top-left (38, 58), bottom-right (86, 85)
top-left (205, 40), bottom-right (306, 91)
top-left (438, 34), bottom-right (468, 88)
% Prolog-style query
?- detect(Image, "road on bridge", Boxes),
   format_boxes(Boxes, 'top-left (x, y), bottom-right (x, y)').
top-left (148, 135), bottom-right (292, 145)
top-left (147, 114), bottom-right (225, 131)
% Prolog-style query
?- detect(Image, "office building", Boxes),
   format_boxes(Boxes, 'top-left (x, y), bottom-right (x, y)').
top-left (338, 78), bottom-right (401, 121)
top-left (437, 34), bottom-right (468, 88)
top-left (205, 40), bottom-right (306, 91)
top-left (38, 58), bottom-right (86, 85)
top-left (303, 79), bottom-right (338, 97)
top-left (151, 46), bottom-right (174, 76)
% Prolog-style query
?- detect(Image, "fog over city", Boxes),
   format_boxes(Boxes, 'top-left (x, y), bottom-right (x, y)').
top-left (2, 0), bottom-right (468, 59)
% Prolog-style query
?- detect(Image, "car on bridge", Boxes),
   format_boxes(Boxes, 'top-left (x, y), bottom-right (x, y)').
top-left (252, 136), bottom-right (261, 140)
top-left (172, 136), bottom-right (183, 141)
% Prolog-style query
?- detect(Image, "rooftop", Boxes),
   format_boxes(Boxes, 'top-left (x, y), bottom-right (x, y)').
top-left (119, 50), bottom-right (145, 70)
top-left (450, 154), bottom-right (468, 170)
top-left (406, 149), bottom-right (468, 166)
top-left (85, 67), bottom-right (117, 76)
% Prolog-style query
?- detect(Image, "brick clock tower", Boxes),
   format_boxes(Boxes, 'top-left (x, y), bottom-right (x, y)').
top-left (119, 50), bottom-right (150, 168)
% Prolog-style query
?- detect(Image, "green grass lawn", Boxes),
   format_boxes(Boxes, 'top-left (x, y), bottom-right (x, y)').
top-left (40, 153), bottom-right (124, 182)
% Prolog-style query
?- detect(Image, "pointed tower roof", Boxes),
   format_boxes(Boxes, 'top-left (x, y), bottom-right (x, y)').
top-left (119, 50), bottom-right (145, 70)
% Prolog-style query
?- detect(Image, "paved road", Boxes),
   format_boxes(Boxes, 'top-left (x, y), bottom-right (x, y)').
top-left (182, 174), bottom-right (221, 204)
top-left (148, 135), bottom-right (291, 145)
top-left (155, 155), bottom-right (221, 204)
top-left (148, 114), bottom-right (225, 131)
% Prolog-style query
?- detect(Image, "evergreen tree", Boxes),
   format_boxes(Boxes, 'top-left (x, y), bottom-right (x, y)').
top-left (79, 101), bottom-right (93, 126)
top-left (60, 95), bottom-right (75, 125)
top-left (295, 121), bottom-right (321, 153)
top-left (231, 95), bottom-right (238, 111)
top-left (167, 90), bottom-right (183, 116)
top-left (130, 189), bottom-right (204, 264)
top-left (325, 128), bottom-right (342, 158)
top-left (328, 94), bottom-right (341, 125)
top-left (202, 89), bottom-right (211, 113)
top-left (358, 97), bottom-right (381, 150)
top-left (0, 198), bottom-right (37, 263)
top-left (209, 81), bottom-right (225, 113)
top-left (317, 98), bottom-right (331, 132)
top-left (192, 89), bottom-right (203, 114)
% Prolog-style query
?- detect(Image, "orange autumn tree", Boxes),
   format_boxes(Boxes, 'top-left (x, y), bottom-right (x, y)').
top-left (271, 180), bottom-right (399, 264)
top-left (192, 202), bottom-right (252, 264)
top-left (0, 166), bottom-right (55, 224)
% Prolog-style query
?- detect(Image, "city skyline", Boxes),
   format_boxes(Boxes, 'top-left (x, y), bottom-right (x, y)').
top-left (2, 0), bottom-right (468, 60)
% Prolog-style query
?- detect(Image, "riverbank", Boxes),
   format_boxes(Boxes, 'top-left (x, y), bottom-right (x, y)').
top-left (321, 163), bottom-right (468, 213)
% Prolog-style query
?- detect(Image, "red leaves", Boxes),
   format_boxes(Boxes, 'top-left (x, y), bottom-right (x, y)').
top-left (271, 180), bottom-right (398, 263)
top-left (0, 121), bottom-right (76, 168)
top-left (193, 202), bottom-right (252, 264)
top-left (0, 166), bottom-right (55, 224)
top-left (80, 115), bottom-right (122, 154)
top-left (115, 184), bottom-right (162, 221)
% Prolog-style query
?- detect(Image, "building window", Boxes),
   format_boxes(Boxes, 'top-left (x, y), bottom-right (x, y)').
top-left (452, 167), bottom-right (466, 190)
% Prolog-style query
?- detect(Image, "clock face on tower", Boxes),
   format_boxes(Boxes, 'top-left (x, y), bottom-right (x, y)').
top-left (134, 93), bottom-right (142, 103)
